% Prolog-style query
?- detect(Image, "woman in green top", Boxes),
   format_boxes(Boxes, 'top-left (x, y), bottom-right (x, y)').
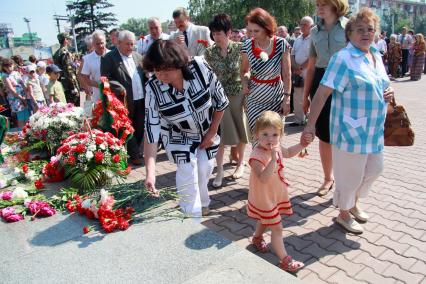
top-left (205, 13), bottom-right (250, 188)
top-left (303, 0), bottom-right (349, 197)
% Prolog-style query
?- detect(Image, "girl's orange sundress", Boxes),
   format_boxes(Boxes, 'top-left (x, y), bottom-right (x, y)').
top-left (247, 146), bottom-right (293, 226)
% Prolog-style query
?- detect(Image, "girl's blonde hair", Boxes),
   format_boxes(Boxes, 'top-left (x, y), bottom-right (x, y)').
top-left (253, 111), bottom-right (284, 138)
top-left (316, 0), bottom-right (349, 18)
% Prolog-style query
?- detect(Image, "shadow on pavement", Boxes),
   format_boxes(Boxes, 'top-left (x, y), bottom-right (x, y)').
top-left (185, 227), bottom-right (231, 250)
top-left (30, 213), bottom-right (105, 248)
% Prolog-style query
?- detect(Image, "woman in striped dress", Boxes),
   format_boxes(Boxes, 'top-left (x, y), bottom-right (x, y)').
top-left (241, 8), bottom-right (292, 138)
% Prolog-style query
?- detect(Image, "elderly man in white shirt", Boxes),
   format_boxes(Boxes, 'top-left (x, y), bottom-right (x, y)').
top-left (137, 17), bottom-right (170, 56)
top-left (80, 30), bottom-right (110, 103)
top-left (291, 16), bottom-right (314, 125)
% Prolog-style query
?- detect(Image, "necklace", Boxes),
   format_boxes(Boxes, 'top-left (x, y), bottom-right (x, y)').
top-left (256, 38), bottom-right (272, 51)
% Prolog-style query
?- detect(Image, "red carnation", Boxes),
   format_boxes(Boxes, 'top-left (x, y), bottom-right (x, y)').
top-left (94, 151), bottom-right (104, 163)
top-left (78, 133), bottom-right (88, 139)
top-left (197, 39), bottom-right (208, 47)
top-left (67, 156), bottom-right (76, 165)
top-left (75, 144), bottom-right (86, 153)
top-left (117, 218), bottom-right (129, 230)
top-left (83, 226), bottom-right (91, 234)
top-left (95, 137), bottom-right (103, 145)
top-left (112, 154), bottom-right (121, 163)
top-left (66, 200), bottom-right (76, 212)
top-left (86, 210), bottom-right (95, 219)
top-left (34, 179), bottom-right (44, 189)
top-left (22, 164), bottom-right (29, 173)
top-left (253, 47), bottom-right (262, 58)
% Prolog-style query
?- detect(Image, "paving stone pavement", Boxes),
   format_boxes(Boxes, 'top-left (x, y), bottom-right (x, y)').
top-left (142, 75), bottom-right (426, 284)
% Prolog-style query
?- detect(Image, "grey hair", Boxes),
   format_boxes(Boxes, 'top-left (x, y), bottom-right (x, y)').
top-left (300, 16), bottom-right (314, 26)
top-left (118, 30), bottom-right (135, 42)
top-left (277, 25), bottom-right (288, 32)
top-left (84, 35), bottom-right (93, 47)
top-left (92, 30), bottom-right (106, 40)
top-left (147, 17), bottom-right (160, 25)
top-left (390, 34), bottom-right (397, 40)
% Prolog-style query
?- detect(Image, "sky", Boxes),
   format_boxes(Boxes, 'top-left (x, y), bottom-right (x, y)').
top-left (1, 0), bottom-right (188, 46)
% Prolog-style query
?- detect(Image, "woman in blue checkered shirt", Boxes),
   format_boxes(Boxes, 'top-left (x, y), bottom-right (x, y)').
top-left (302, 8), bottom-right (394, 234)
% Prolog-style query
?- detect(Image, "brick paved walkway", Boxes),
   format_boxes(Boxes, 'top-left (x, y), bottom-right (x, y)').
top-left (138, 76), bottom-right (426, 283)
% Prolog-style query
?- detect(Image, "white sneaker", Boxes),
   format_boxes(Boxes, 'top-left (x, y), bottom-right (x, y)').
top-left (336, 215), bottom-right (364, 234)
top-left (350, 207), bottom-right (369, 223)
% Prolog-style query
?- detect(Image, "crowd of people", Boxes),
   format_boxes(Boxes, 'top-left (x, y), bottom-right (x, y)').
top-left (0, 0), bottom-right (425, 273)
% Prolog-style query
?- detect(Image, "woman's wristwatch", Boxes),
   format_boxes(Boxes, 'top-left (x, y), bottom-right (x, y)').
top-left (284, 93), bottom-right (291, 102)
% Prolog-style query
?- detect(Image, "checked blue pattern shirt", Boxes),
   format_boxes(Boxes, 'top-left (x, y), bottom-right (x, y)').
top-left (320, 42), bottom-right (390, 154)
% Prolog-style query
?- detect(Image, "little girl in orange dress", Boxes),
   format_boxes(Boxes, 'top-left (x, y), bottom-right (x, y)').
top-left (247, 111), bottom-right (312, 273)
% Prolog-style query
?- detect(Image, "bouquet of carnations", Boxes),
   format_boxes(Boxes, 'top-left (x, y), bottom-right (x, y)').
top-left (91, 77), bottom-right (134, 144)
top-left (65, 188), bottom-right (134, 233)
top-left (48, 129), bottom-right (130, 193)
top-left (21, 103), bottom-right (84, 155)
top-left (0, 187), bottom-right (56, 223)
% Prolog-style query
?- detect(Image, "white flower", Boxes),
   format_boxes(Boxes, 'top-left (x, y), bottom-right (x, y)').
top-left (12, 187), bottom-right (28, 199)
top-left (25, 170), bottom-right (37, 181)
top-left (99, 144), bottom-right (106, 150)
top-left (81, 199), bottom-right (92, 209)
top-left (259, 51), bottom-right (269, 62)
top-left (0, 179), bottom-right (6, 189)
top-left (86, 151), bottom-right (94, 160)
top-left (88, 144), bottom-right (96, 151)
top-left (100, 189), bottom-right (109, 205)
top-left (11, 180), bottom-right (18, 186)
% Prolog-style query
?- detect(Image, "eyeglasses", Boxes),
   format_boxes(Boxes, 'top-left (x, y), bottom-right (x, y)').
top-left (352, 27), bottom-right (375, 35)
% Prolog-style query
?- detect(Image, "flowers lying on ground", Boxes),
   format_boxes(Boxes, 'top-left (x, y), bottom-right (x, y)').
top-left (65, 188), bottom-right (134, 233)
top-left (0, 207), bottom-right (24, 222)
top-left (21, 102), bottom-right (84, 155)
top-left (0, 186), bottom-right (56, 223)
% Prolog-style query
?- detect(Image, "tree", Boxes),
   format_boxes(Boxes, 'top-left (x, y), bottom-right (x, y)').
top-left (119, 18), bottom-right (149, 37)
top-left (188, 0), bottom-right (315, 31)
top-left (67, 0), bottom-right (117, 52)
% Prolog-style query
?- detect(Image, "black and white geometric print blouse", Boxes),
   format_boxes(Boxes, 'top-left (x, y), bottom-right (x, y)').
top-left (144, 57), bottom-right (229, 164)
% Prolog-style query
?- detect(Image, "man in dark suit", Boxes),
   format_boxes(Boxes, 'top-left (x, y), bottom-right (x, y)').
top-left (101, 30), bottom-right (147, 165)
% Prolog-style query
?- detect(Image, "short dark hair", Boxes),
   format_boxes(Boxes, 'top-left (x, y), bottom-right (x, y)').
top-left (29, 55), bottom-right (37, 63)
top-left (245, 8), bottom-right (277, 38)
top-left (109, 28), bottom-right (120, 35)
top-left (172, 7), bottom-right (189, 19)
top-left (208, 13), bottom-right (232, 41)
top-left (143, 40), bottom-right (193, 80)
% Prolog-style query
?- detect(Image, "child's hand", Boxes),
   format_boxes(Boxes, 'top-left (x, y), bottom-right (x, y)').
top-left (300, 132), bottom-right (313, 148)
top-left (270, 145), bottom-right (280, 162)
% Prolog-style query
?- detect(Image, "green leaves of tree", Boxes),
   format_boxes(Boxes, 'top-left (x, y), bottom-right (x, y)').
top-left (188, 0), bottom-right (315, 30)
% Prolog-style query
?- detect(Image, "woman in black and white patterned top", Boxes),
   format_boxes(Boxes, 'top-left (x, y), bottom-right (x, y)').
top-left (143, 40), bottom-right (229, 216)
top-left (241, 8), bottom-right (292, 137)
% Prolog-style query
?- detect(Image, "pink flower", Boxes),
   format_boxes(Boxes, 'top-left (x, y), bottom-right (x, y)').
top-left (0, 207), bottom-right (24, 222)
top-left (26, 201), bottom-right (56, 217)
top-left (0, 191), bottom-right (13, 200)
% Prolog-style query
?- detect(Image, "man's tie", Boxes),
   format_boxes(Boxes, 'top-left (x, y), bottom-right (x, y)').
top-left (183, 30), bottom-right (189, 47)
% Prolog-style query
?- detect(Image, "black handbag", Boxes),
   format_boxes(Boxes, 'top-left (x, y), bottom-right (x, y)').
top-left (292, 74), bottom-right (304, 88)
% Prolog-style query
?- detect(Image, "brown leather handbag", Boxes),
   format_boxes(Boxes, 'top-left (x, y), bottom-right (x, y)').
top-left (384, 98), bottom-right (414, 146)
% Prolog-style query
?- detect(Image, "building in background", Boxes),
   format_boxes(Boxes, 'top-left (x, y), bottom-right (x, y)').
top-left (349, 0), bottom-right (426, 33)
top-left (0, 23), bottom-right (14, 49)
